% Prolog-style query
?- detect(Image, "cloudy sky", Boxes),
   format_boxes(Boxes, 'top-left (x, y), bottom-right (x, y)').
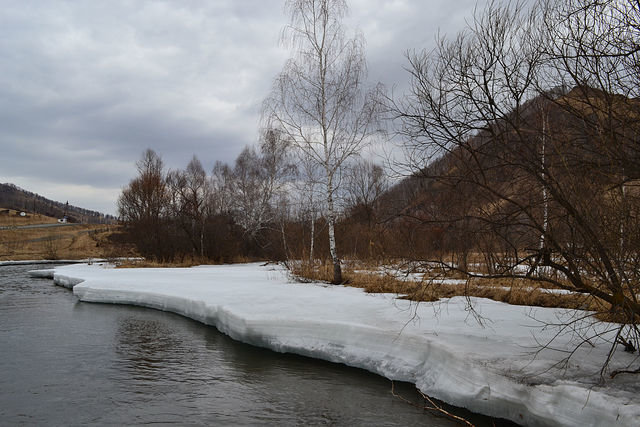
top-left (0, 0), bottom-right (485, 216)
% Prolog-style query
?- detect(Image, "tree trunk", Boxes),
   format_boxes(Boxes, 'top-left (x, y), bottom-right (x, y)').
top-left (309, 213), bottom-right (315, 264)
top-left (281, 220), bottom-right (289, 261)
top-left (327, 175), bottom-right (342, 284)
top-left (200, 219), bottom-right (205, 258)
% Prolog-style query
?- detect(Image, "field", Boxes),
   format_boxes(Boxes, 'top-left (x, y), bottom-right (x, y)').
top-left (0, 209), bottom-right (59, 227)
top-left (0, 209), bottom-right (136, 261)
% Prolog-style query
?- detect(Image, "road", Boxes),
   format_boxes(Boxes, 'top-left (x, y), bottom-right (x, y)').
top-left (0, 223), bottom-right (83, 231)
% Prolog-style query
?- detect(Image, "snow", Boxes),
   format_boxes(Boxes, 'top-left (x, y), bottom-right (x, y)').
top-left (27, 269), bottom-right (55, 279)
top-left (48, 262), bottom-right (639, 426)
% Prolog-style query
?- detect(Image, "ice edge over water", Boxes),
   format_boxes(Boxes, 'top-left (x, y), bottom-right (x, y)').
top-left (48, 263), bottom-right (639, 427)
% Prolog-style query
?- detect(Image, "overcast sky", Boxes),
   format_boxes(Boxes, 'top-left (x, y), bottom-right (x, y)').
top-left (0, 0), bottom-right (485, 216)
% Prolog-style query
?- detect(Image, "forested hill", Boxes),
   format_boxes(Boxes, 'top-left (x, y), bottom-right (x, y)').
top-left (0, 183), bottom-right (117, 224)
top-left (378, 86), bottom-right (640, 220)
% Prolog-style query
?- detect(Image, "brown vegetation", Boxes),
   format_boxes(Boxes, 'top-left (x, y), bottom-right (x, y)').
top-left (289, 260), bottom-right (613, 313)
top-left (0, 209), bottom-right (58, 226)
top-left (0, 211), bottom-right (136, 261)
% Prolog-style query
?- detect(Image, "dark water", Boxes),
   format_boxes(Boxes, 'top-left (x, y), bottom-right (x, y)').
top-left (0, 264), bottom-right (481, 426)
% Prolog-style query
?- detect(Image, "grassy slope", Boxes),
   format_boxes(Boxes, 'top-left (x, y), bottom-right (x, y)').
top-left (0, 208), bottom-right (137, 261)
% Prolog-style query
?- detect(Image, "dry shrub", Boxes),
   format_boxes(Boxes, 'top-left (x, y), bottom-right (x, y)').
top-left (115, 254), bottom-right (259, 269)
top-left (345, 271), bottom-right (422, 295)
top-left (289, 261), bottom-right (336, 283)
top-left (290, 260), bottom-right (628, 314)
top-left (290, 260), bottom-right (440, 297)
top-left (116, 257), bottom-right (204, 269)
top-left (43, 233), bottom-right (60, 260)
top-left (405, 277), bottom-right (614, 313)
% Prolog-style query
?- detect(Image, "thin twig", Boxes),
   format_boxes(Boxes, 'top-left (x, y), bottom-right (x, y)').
top-left (390, 381), bottom-right (475, 426)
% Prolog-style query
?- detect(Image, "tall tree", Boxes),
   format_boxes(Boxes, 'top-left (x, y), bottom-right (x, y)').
top-left (227, 129), bottom-right (296, 240)
top-left (393, 0), bottom-right (640, 373)
top-left (165, 156), bottom-right (211, 258)
top-left (118, 149), bottom-right (168, 258)
top-left (265, 0), bottom-right (380, 283)
top-left (345, 160), bottom-right (386, 225)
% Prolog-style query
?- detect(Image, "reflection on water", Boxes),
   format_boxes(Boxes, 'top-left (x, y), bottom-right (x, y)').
top-left (0, 264), bottom-right (497, 426)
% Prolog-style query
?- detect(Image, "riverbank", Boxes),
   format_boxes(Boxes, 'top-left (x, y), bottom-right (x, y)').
top-left (45, 263), bottom-right (640, 426)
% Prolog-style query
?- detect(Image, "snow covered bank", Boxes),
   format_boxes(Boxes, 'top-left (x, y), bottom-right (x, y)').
top-left (51, 263), bottom-right (639, 426)
top-left (27, 269), bottom-right (55, 279)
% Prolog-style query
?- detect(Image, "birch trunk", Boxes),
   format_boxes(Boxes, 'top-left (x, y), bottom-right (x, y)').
top-left (326, 173), bottom-right (342, 283)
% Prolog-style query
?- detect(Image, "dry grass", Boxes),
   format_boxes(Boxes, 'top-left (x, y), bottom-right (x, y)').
top-left (0, 223), bottom-right (136, 261)
top-left (115, 254), bottom-right (257, 268)
top-left (290, 260), bottom-right (616, 314)
top-left (116, 258), bottom-right (205, 268)
top-left (0, 209), bottom-right (58, 226)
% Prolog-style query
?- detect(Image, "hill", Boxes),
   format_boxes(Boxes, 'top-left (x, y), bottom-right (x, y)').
top-left (0, 183), bottom-right (117, 224)
top-left (0, 207), bottom-right (136, 261)
top-left (380, 86), bottom-right (640, 231)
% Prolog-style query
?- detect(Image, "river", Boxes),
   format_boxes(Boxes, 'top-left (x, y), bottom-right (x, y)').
top-left (0, 264), bottom-right (494, 426)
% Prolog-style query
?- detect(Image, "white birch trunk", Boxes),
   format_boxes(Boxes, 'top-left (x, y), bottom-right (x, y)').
top-left (309, 212), bottom-right (315, 263)
top-left (539, 113), bottom-right (548, 251)
top-left (326, 173), bottom-right (342, 283)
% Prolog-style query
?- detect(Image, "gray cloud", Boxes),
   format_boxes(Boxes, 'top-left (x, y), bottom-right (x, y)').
top-left (0, 0), bottom-right (486, 215)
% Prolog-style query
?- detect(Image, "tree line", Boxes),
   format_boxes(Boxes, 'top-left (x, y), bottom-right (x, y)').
top-left (118, 139), bottom-right (387, 265)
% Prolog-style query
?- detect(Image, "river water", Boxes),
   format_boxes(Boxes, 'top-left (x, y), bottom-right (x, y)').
top-left (0, 264), bottom-right (489, 426)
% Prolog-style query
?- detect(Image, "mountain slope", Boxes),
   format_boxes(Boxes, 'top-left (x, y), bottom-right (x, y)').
top-left (0, 183), bottom-right (116, 224)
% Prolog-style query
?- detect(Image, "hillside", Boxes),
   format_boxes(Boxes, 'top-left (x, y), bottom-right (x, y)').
top-left (0, 183), bottom-right (117, 224)
top-left (381, 87), bottom-right (640, 223)
top-left (0, 208), bottom-right (136, 261)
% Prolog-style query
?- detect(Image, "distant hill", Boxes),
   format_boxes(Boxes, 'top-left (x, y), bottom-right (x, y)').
top-left (378, 86), bottom-right (640, 220)
top-left (0, 183), bottom-right (117, 224)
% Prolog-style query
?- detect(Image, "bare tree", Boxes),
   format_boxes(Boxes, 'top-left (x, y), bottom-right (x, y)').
top-left (166, 156), bottom-right (210, 258)
top-left (392, 0), bottom-right (640, 374)
top-left (184, 156), bottom-right (210, 258)
top-left (228, 147), bottom-right (266, 238)
top-left (210, 160), bottom-right (233, 216)
top-left (118, 149), bottom-right (169, 258)
top-left (227, 129), bottom-right (296, 240)
top-left (345, 160), bottom-right (387, 225)
top-left (265, 0), bottom-right (381, 283)
top-left (296, 154), bottom-right (324, 263)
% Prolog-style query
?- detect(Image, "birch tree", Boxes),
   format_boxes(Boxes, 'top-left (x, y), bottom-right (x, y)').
top-left (226, 129), bottom-right (295, 240)
top-left (265, 0), bottom-right (380, 283)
